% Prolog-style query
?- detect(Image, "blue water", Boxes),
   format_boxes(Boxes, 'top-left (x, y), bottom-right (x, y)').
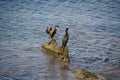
top-left (0, 0), bottom-right (120, 80)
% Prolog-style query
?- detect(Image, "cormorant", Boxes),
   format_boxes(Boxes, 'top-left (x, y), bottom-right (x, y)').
top-left (62, 28), bottom-right (69, 51)
top-left (49, 25), bottom-right (59, 40)
top-left (46, 26), bottom-right (52, 39)
top-left (48, 25), bottom-right (59, 45)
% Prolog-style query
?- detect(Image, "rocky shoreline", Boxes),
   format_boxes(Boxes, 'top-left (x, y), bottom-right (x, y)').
top-left (41, 40), bottom-right (107, 80)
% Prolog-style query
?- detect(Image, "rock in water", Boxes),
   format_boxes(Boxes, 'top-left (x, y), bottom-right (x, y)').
top-left (73, 69), bottom-right (107, 80)
top-left (41, 39), bottom-right (69, 66)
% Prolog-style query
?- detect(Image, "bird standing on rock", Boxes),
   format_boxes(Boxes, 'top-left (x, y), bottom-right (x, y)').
top-left (48, 25), bottom-right (59, 45)
top-left (62, 28), bottom-right (69, 51)
top-left (46, 26), bottom-right (52, 39)
top-left (49, 25), bottom-right (59, 40)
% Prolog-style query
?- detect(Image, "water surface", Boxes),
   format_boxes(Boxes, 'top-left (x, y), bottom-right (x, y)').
top-left (0, 0), bottom-right (120, 80)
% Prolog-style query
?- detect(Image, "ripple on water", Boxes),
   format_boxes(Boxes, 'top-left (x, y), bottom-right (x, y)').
top-left (0, 0), bottom-right (120, 80)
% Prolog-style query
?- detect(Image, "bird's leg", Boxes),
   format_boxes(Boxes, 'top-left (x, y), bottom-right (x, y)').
top-left (48, 39), bottom-right (53, 45)
top-left (48, 36), bottom-right (51, 42)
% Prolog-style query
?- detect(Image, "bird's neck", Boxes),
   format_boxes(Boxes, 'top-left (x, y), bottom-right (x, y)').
top-left (66, 30), bottom-right (68, 35)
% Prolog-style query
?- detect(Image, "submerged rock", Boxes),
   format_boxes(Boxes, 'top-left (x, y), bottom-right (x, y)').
top-left (73, 69), bottom-right (107, 80)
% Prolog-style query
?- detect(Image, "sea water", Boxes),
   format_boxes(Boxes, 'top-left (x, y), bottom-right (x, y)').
top-left (0, 0), bottom-right (120, 80)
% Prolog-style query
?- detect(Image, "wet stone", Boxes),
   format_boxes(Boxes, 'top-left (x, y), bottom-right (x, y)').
top-left (73, 69), bottom-right (107, 80)
top-left (41, 39), bottom-right (69, 67)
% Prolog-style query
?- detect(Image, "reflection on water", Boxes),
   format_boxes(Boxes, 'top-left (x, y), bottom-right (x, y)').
top-left (0, 0), bottom-right (120, 80)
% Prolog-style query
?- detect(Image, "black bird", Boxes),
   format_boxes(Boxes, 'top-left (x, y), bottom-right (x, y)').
top-left (62, 28), bottom-right (69, 51)
top-left (46, 26), bottom-right (52, 39)
top-left (49, 25), bottom-right (59, 40)
top-left (48, 25), bottom-right (59, 45)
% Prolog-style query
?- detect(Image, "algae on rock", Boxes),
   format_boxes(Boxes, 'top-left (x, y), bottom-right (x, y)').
top-left (73, 69), bottom-right (107, 80)
top-left (74, 69), bottom-right (99, 80)
top-left (41, 39), bottom-right (69, 66)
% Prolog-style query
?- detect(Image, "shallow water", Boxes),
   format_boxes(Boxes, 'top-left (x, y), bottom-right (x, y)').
top-left (0, 0), bottom-right (120, 80)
